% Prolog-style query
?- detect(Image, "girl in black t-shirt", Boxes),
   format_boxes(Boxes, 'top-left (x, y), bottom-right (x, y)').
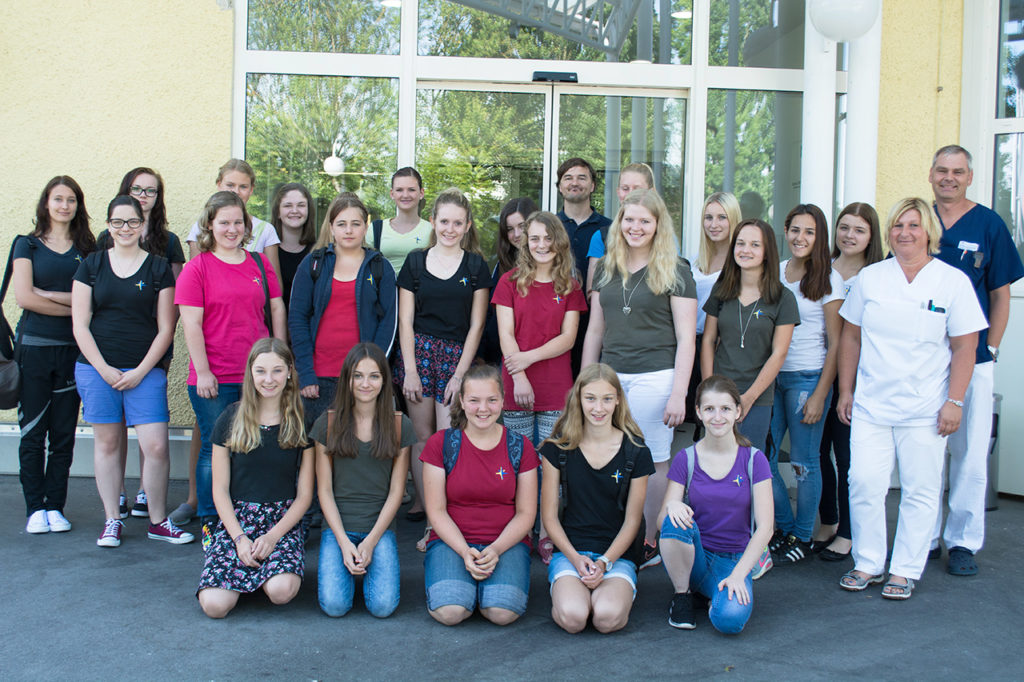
top-left (72, 195), bottom-right (186, 548)
top-left (198, 338), bottom-right (314, 619)
top-left (271, 182), bottom-right (316, 310)
top-left (14, 176), bottom-right (96, 535)
top-left (395, 188), bottom-right (490, 550)
top-left (540, 363), bottom-right (654, 634)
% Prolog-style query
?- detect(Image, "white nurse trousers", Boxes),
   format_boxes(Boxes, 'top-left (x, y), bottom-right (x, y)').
top-left (849, 420), bottom-right (945, 580)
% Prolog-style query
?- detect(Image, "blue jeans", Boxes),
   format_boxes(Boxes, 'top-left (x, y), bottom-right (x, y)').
top-left (318, 528), bottom-right (400, 618)
top-left (660, 518), bottom-right (752, 634)
top-left (767, 370), bottom-right (830, 542)
top-left (301, 376), bottom-right (338, 427)
top-left (424, 540), bottom-right (531, 615)
top-left (188, 383), bottom-right (241, 517)
top-left (738, 404), bottom-right (772, 453)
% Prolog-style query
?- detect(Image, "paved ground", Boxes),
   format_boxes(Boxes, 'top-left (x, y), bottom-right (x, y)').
top-left (3, 474), bottom-right (1023, 681)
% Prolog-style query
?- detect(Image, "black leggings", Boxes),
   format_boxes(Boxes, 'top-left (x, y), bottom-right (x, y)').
top-left (818, 384), bottom-right (850, 539)
top-left (17, 344), bottom-right (80, 516)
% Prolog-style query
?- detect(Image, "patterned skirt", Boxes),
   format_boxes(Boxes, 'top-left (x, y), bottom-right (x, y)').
top-left (197, 500), bottom-right (305, 595)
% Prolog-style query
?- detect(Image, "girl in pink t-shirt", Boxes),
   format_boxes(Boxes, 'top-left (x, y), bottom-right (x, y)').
top-left (176, 192), bottom-right (285, 526)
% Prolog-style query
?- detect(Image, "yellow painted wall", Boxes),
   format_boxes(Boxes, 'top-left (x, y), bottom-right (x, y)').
top-left (0, 1), bottom-right (234, 425)
top-left (875, 0), bottom-right (963, 215)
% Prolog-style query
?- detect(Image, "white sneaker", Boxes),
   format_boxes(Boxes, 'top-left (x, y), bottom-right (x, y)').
top-left (26, 510), bottom-right (49, 534)
top-left (46, 510), bottom-right (72, 532)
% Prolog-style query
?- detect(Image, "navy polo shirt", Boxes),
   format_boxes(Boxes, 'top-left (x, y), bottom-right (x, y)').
top-left (558, 208), bottom-right (611, 285)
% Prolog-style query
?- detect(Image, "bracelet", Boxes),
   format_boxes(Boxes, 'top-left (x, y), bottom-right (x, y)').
top-left (946, 398), bottom-right (964, 408)
top-left (232, 533), bottom-right (248, 544)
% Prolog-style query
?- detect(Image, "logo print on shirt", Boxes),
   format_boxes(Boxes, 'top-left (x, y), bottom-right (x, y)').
top-left (75, 255), bottom-right (82, 263)
top-left (459, 276), bottom-right (469, 286)
top-left (753, 310), bottom-right (763, 320)
top-left (732, 474), bottom-right (744, 487)
top-left (611, 469), bottom-right (623, 483)
top-left (554, 294), bottom-right (564, 304)
top-left (366, 273), bottom-right (374, 285)
top-left (495, 466), bottom-right (507, 481)
top-left (253, 276), bottom-right (262, 286)
top-left (135, 280), bottom-right (146, 292)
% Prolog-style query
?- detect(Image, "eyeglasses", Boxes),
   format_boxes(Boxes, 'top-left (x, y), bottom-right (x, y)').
top-left (108, 218), bottom-right (144, 230)
top-left (129, 185), bottom-right (158, 198)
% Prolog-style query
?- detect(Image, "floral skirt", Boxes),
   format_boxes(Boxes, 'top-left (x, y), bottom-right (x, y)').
top-left (197, 500), bottom-right (305, 595)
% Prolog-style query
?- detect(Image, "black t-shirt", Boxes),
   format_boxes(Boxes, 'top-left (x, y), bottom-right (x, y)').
top-left (540, 437), bottom-right (655, 554)
top-left (96, 230), bottom-right (185, 265)
top-left (73, 251), bottom-right (175, 368)
top-left (396, 249), bottom-right (491, 342)
top-left (213, 403), bottom-right (310, 503)
top-left (278, 244), bottom-right (311, 309)
top-left (13, 235), bottom-right (86, 343)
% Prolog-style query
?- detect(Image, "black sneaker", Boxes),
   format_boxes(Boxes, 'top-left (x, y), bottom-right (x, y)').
top-left (768, 528), bottom-right (786, 554)
top-left (639, 541), bottom-right (662, 569)
top-left (131, 491), bottom-right (148, 518)
top-left (668, 592), bottom-right (697, 630)
top-left (774, 534), bottom-right (809, 563)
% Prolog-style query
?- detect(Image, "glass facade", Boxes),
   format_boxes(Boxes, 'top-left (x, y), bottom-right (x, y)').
top-left (247, 0), bottom-right (401, 54)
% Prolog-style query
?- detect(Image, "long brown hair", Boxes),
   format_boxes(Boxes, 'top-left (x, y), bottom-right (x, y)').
top-left (32, 176), bottom-right (96, 255)
top-left (711, 218), bottom-right (783, 305)
top-left (694, 375), bottom-right (751, 447)
top-left (314, 192), bottom-right (368, 250)
top-left (118, 167), bottom-right (170, 257)
top-left (324, 344), bottom-right (398, 460)
top-left (832, 202), bottom-right (884, 265)
top-left (497, 197), bottom-right (538, 276)
top-left (271, 182), bottom-right (317, 246)
top-left (545, 363), bottom-right (644, 451)
top-left (512, 211), bottom-right (578, 298)
top-left (196, 192), bottom-right (251, 253)
top-left (227, 338), bottom-right (306, 453)
top-left (448, 364), bottom-right (502, 430)
top-left (783, 204), bottom-right (833, 301)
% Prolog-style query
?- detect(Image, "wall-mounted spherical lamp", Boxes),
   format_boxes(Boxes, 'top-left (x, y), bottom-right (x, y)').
top-left (808, 0), bottom-right (880, 42)
top-left (323, 155), bottom-right (344, 177)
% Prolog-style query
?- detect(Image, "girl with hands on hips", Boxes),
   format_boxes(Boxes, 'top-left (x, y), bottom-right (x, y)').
top-left (197, 339), bottom-right (314, 619)
top-left (658, 375), bottom-right (774, 634)
top-left (539, 364), bottom-right (654, 634)
top-left (312, 343), bottom-right (413, 618)
top-left (420, 364), bottom-right (539, 626)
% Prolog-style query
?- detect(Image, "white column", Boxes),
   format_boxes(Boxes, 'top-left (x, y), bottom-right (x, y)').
top-left (801, 6), bottom-right (838, 225)
top-left (843, 0), bottom-right (882, 208)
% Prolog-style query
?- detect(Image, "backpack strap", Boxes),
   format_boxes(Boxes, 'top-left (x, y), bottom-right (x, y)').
top-left (1, 236), bottom-right (25, 304)
top-left (393, 411), bottom-right (402, 443)
top-left (505, 428), bottom-right (524, 474)
top-left (372, 219), bottom-right (384, 251)
top-left (683, 445), bottom-right (696, 507)
top-left (615, 438), bottom-right (639, 511)
top-left (442, 428), bottom-right (463, 475)
top-left (408, 249), bottom-right (427, 315)
top-left (744, 446), bottom-right (756, 533)
top-left (308, 246), bottom-right (328, 283)
top-left (369, 252), bottom-right (386, 320)
top-left (468, 252), bottom-right (483, 289)
top-left (248, 251), bottom-right (272, 334)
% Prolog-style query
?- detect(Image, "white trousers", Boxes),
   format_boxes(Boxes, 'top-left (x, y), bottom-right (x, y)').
top-left (849, 420), bottom-right (945, 580)
top-left (617, 368), bottom-right (675, 463)
top-left (932, 361), bottom-right (993, 553)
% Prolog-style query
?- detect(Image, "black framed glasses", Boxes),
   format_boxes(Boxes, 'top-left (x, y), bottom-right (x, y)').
top-left (129, 185), bottom-right (158, 198)
top-left (108, 218), bottom-right (144, 230)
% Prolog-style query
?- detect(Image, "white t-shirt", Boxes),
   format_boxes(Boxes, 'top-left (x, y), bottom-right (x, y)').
top-left (185, 215), bottom-right (280, 253)
top-left (779, 260), bottom-right (845, 372)
top-left (689, 253), bottom-right (720, 336)
top-left (840, 258), bottom-right (987, 427)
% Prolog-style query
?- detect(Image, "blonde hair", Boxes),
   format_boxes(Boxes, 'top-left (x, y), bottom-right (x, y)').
top-left (619, 163), bottom-right (654, 187)
top-left (314, 192), bottom-right (369, 250)
top-left (884, 197), bottom-right (940, 255)
top-left (196, 191), bottom-right (251, 253)
top-left (697, 192), bottom-right (741, 274)
top-left (513, 211), bottom-right (579, 298)
top-left (226, 338), bottom-right (307, 453)
top-left (545, 364), bottom-right (644, 451)
top-left (599, 188), bottom-right (679, 295)
top-left (427, 187), bottom-right (482, 256)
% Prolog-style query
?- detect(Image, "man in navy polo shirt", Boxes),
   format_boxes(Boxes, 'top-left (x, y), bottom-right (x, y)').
top-left (930, 144), bottom-right (1024, 576)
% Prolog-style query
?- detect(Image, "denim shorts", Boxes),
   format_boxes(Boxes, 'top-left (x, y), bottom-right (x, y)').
top-left (75, 362), bottom-right (169, 426)
top-left (548, 551), bottom-right (637, 597)
top-left (424, 540), bottom-right (531, 615)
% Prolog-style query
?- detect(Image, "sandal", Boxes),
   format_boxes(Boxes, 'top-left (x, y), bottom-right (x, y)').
top-left (537, 536), bottom-right (554, 565)
top-left (416, 525), bottom-right (432, 553)
top-left (839, 570), bottom-right (885, 591)
top-left (881, 576), bottom-right (915, 600)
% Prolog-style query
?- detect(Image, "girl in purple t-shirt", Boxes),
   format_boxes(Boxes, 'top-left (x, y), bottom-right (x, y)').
top-left (658, 375), bottom-right (773, 634)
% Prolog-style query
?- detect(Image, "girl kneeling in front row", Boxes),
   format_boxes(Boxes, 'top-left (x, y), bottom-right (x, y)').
top-left (658, 375), bottom-right (773, 633)
top-left (314, 343), bottom-right (414, 618)
top-left (540, 363), bottom-right (654, 634)
top-left (421, 364), bottom-right (539, 626)
top-left (197, 339), bottom-right (315, 618)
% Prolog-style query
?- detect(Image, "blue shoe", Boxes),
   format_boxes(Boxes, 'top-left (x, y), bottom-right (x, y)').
top-left (947, 546), bottom-right (978, 576)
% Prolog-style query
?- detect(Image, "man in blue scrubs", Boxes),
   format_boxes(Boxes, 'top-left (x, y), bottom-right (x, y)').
top-left (930, 144), bottom-right (1024, 576)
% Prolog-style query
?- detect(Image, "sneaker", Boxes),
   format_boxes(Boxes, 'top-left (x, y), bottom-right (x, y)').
top-left (768, 528), bottom-right (786, 554)
top-left (639, 541), bottom-right (662, 569)
top-left (774, 534), bottom-right (809, 563)
top-left (26, 510), bottom-right (49, 534)
top-left (200, 516), bottom-right (218, 551)
top-left (46, 510), bottom-right (72, 532)
top-left (148, 518), bottom-right (195, 544)
top-left (118, 494), bottom-right (129, 520)
top-left (928, 545), bottom-right (942, 560)
top-left (751, 545), bottom-right (774, 580)
top-left (168, 502), bottom-right (196, 526)
top-left (131, 491), bottom-right (148, 518)
top-left (97, 518), bottom-right (124, 547)
top-left (668, 592), bottom-right (697, 630)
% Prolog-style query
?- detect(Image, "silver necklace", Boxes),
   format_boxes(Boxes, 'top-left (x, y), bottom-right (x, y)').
top-left (621, 266), bottom-right (648, 315)
top-left (738, 297), bottom-right (761, 349)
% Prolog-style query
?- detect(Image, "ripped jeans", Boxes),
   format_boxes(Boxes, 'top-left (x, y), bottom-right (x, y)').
top-left (767, 370), bottom-right (830, 542)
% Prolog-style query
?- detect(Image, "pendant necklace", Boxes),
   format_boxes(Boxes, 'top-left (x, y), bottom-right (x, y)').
top-left (738, 297), bottom-right (760, 349)
top-left (621, 266), bottom-right (648, 315)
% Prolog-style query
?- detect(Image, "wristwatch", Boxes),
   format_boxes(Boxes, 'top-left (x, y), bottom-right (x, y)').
top-left (596, 555), bottom-right (613, 571)
top-left (987, 344), bottom-right (999, 362)
top-left (946, 398), bottom-right (964, 408)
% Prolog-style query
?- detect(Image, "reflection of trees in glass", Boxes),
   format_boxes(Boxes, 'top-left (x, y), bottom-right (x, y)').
top-left (247, 0), bottom-right (399, 54)
top-left (416, 90), bottom-right (546, 259)
top-left (245, 74), bottom-right (398, 224)
top-left (418, 0), bottom-right (691, 64)
top-left (708, 0), bottom-right (803, 69)
top-left (993, 134), bottom-right (1024, 258)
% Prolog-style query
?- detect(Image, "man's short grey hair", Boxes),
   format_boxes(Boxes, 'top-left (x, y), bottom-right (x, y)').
top-left (932, 145), bottom-right (973, 171)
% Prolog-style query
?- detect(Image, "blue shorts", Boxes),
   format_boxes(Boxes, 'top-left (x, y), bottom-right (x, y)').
top-left (548, 551), bottom-right (638, 597)
top-left (75, 363), bottom-right (169, 426)
top-left (424, 540), bottom-right (531, 615)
